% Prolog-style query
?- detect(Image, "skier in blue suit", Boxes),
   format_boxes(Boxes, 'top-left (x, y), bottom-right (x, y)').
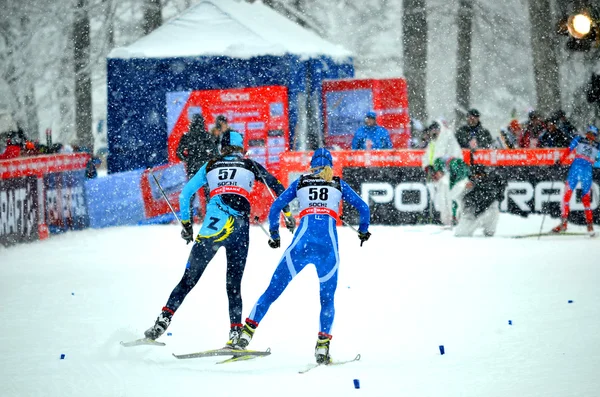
top-left (233, 148), bottom-right (371, 364)
top-left (143, 131), bottom-right (295, 347)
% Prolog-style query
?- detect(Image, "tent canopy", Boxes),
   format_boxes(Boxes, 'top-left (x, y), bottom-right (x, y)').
top-left (106, 0), bottom-right (354, 173)
top-left (109, 0), bottom-right (352, 60)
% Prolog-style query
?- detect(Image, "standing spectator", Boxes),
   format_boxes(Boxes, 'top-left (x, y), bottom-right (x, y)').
top-left (538, 118), bottom-right (572, 148)
top-left (177, 114), bottom-right (219, 221)
top-left (454, 165), bottom-right (506, 237)
top-left (426, 156), bottom-right (470, 227)
top-left (351, 111), bottom-right (393, 150)
top-left (550, 110), bottom-right (577, 139)
top-left (0, 128), bottom-right (27, 160)
top-left (421, 120), bottom-right (462, 169)
top-left (499, 119), bottom-right (523, 149)
top-left (519, 110), bottom-right (546, 148)
top-left (211, 115), bottom-right (230, 138)
top-left (455, 109), bottom-right (494, 149)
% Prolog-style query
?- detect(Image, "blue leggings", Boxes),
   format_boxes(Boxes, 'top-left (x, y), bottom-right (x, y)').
top-left (247, 217), bottom-right (340, 335)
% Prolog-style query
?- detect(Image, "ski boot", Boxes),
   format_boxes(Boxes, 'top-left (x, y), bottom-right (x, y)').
top-left (551, 218), bottom-right (567, 233)
top-left (144, 308), bottom-right (173, 340)
top-left (233, 321), bottom-right (257, 350)
top-left (225, 324), bottom-right (242, 349)
top-left (587, 223), bottom-right (596, 237)
top-left (315, 333), bottom-right (332, 365)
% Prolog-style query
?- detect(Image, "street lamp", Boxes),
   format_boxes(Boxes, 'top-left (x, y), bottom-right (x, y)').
top-left (560, 8), bottom-right (599, 51)
top-left (567, 13), bottom-right (593, 39)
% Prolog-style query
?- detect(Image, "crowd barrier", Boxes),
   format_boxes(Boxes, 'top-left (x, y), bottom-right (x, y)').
top-left (3, 148), bottom-right (597, 247)
top-left (0, 153), bottom-right (91, 246)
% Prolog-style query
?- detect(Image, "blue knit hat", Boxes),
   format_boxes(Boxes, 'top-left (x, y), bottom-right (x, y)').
top-left (365, 111), bottom-right (377, 119)
top-left (220, 130), bottom-right (244, 150)
top-left (310, 148), bottom-right (333, 168)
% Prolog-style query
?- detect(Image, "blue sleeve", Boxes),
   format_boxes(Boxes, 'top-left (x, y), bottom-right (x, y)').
top-left (268, 178), bottom-right (299, 232)
top-left (340, 180), bottom-right (370, 233)
top-left (569, 136), bottom-right (580, 151)
top-left (380, 127), bottom-right (393, 149)
top-left (179, 163), bottom-right (207, 222)
top-left (595, 145), bottom-right (600, 168)
top-left (351, 127), bottom-right (365, 150)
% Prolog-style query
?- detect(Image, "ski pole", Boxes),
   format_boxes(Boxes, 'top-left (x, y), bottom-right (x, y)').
top-left (148, 168), bottom-right (183, 226)
top-left (254, 216), bottom-right (275, 243)
top-left (537, 179), bottom-right (555, 240)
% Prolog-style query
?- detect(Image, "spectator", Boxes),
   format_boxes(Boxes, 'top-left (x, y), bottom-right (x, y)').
top-left (455, 108), bottom-right (494, 149)
top-left (538, 118), bottom-right (572, 148)
top-left (421, 120), bottom-right (462, 170)
top-left (177, 114), bottom-right (219, 221)
top-left (211, 114), bottom-right (229, 139)
top-left (351, 111), bottom-right (393, 150)
top-left (177, 114), bottom-right (218, 178)
top-left (550, 110), bottom-right (577, 139)
top-left (499, 119), bottom-right (523, 149)
top-left (425, 156), bottom-right (470, 227)
top-left (0, 128), bottom-right (27, 160)
top-left (454, 165), bottom-right (507, 237)
top-left (519, 110), bottom-right (546, 148)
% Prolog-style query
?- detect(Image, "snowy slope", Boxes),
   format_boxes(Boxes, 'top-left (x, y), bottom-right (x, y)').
top-left (1, 214), bottom-right (599, 397)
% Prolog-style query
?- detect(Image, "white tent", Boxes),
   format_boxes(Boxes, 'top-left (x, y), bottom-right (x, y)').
top-left (109, 0), bottom-right (352, 60)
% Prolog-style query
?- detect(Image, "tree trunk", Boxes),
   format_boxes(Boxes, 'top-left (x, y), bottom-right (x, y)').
top-left (528, 0), bottom-right (561, 115)
top-left (143, 0), bottom-right (163, 35)
top-left (455, 0), bottom-right (473, 126)
top-left (402, 0), bottom-right (428, 124)
top-left (73, 0), bottom-right (93, 149)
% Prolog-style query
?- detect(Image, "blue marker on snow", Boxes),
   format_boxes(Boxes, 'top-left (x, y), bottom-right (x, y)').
top-left (568, 300), bottom-right (573, 304)
top-left (353, 379), bottom-right (360, 389)
top-left (508, 320), bottom-right (512, 325)
top-left (439, 345), bottom-right (445, 355)
top-left (167, 332), bottom-right (172, 336)
top-left (60, 354), bottom-right (65, 359)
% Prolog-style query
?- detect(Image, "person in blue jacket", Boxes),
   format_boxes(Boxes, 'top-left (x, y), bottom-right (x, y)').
top-left (233, 148), bottom-right (371, 364)
top-left (551, 125), bottom-right (599, 236)
top-left (143, 131), bottom-right (296, 347)
top-left (351, 111), bottom-right (393, 150)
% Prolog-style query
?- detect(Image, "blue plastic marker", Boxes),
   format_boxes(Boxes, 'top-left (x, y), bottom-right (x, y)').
top-left (167, 332), bottom-right (172, 336)
top-left (568, 300), bottom-right (573, 304)
top-left (439, 345), bottom-right (445, 355)
top-left (353, 379), bottom-right (360, 389)
top-left (60, 354), bottom-right (65, 359)
top-left (508, 320), bottom-right (512, 325)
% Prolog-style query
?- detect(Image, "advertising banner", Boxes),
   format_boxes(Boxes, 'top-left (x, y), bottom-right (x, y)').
top-left (0, 176), bottom-right (38, 246)
top-left (166, 86), bottom-right (289, 171)
top-left (322, 78), bottom-right (411, 150)
top-left (44, 170), bottom-right (89, 234)
top-left (277, 149), bottom-right (600, 226)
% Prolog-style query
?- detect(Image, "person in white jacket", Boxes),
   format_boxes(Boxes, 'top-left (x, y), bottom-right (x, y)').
top-left (421, 121), bottom-right (464, 226)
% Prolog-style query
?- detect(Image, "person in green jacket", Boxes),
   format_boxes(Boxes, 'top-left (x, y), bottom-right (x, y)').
top-left (426, 157), bottom-right (470, 226)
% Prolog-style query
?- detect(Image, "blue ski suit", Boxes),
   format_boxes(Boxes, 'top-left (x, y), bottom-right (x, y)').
top-left (246, 173), bottom-right (370, 336)
top-left (163, 152), bottom-right (288, 326)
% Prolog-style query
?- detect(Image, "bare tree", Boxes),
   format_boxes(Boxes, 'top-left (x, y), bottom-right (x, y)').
top-left (403, 0), bottom-right (428, 123)
top-left (73, 0), bottom-right (93, 149)
top-left (455, 0), bottom-right (473, 125)
top-left (528, 0), bottom-right (561, 115)
top-left (143, 0), bottom-right (163, 35)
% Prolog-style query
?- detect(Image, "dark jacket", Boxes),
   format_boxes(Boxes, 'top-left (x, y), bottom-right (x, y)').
top-left (455, 123), bottom-right (494, 149)
top-left (177, 128), bottom-right (218, 178)
top-left (538, 129), bottom-right (572, 148)
top-left (463, 169), bottom-right (506, 217)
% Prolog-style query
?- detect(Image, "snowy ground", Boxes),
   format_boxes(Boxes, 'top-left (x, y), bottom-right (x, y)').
top-left (1, 214), bottom-right (599, 397)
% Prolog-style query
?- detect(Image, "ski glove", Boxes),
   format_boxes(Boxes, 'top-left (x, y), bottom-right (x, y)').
top-left (283, 211), bottom-right (296, 233)
top-left (268, 230), bottom-right (281, 249)
top-left (181, 220), bottom-right (194, 244)
top-left (358, 230), bottom-right (371, 247)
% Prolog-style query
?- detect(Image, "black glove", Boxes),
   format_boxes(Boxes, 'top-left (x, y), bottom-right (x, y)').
top-left (283, 211), bottom-right (296, 233)
top-left (268, 230), bottom-right (281, 249)
top-left (358, 230), bottom-right (371, 247)
top-left (181, 220), bottom-right (194, 244)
